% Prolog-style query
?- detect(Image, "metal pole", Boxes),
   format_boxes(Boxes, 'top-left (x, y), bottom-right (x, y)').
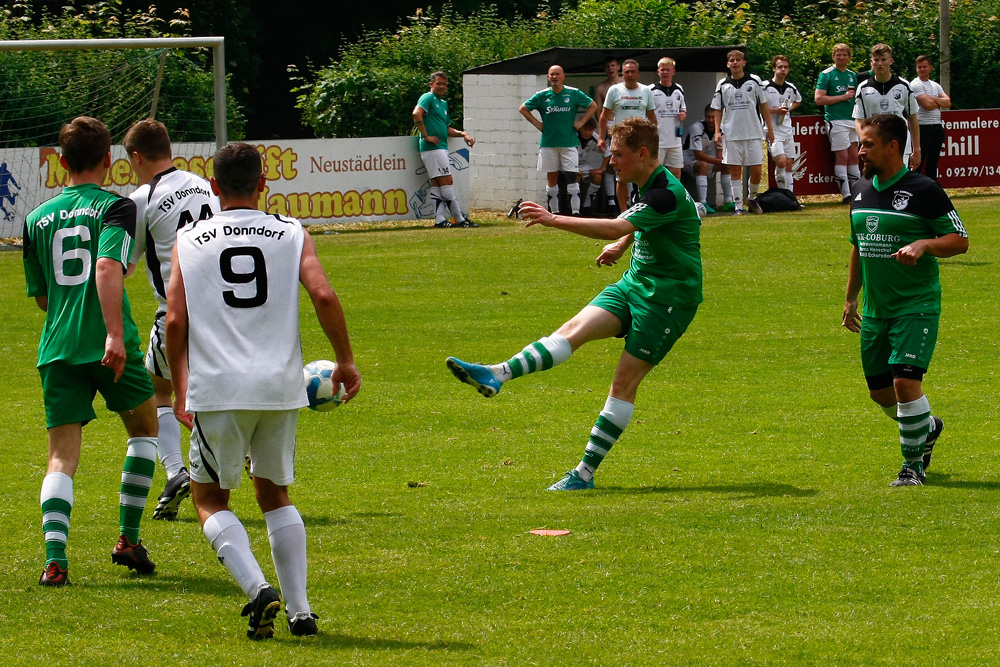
top-left (940, 0), bottom-right (951, 93)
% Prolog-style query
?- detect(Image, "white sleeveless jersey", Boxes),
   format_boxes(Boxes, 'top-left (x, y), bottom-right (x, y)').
top-left (175, 208), bottom-right (308, 411)
top-left (130, 167), bottom-right (220, 309)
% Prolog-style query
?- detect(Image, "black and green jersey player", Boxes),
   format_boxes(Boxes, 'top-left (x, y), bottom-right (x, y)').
top-left (842, 114), bottom-right (968, 487)
top-left (447, 117), bottom-right (702, 490)
top-left (23, 116), bottom-right (159, 586)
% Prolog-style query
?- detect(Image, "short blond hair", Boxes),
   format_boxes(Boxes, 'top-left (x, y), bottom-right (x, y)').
top-left (609, 116), bottom-right (658, 155)
top-left (657, 57), bottom-right (676, 68)
top-left (832, 43), bottom-right (850, 57)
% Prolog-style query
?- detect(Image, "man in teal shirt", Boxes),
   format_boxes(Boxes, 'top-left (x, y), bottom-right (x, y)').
top-left (413, 71), bottom-right (477, 227)
top-left (520, 64), bottom-right (599, 215)
top-left (23, 116), bottom-right (159, 586)
top-left (447, 117), bottom-right (702, 490)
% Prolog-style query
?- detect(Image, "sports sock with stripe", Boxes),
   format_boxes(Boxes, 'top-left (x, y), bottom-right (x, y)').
top-left (120, 437), bottom-right (156, 542)
top-left (41, 471), bottom-right (73, 568)
top-left (576, 396), bottom-right (635, 481)
top-left (898, 396), bottom-right (931, 472)
top-left (491, 333), bottom-right (572, 382)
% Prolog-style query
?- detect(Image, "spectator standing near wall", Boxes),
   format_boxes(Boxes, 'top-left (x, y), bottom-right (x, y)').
top-left (763, 54), bottom-right (802, 193)
top-left (600, 59), bottom-right (658, 210)
top-left (815, 43), bottom-right (860, 203)
top-left (910, 55), bottom-right (951, 182)
top-left (651, 57), bottom-right (687, 178)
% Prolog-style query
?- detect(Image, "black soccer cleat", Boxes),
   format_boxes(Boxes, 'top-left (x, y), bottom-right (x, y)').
top-left (111, 535), bottom-right (156, 574)
top-left (889, 465), bottom-right (926, 487)
top-left (288, 611), bottom-right (319, 637)
top-left (923, 417), bottom-right (944, 471)
top-left (153, 467), bottom-right (191, 520)
top-left (455, 218), bottom-right (480, 228)
top-left (39, 561), bottom-right (70, 587)
top-left (242, 585), bottom-right (281, 640)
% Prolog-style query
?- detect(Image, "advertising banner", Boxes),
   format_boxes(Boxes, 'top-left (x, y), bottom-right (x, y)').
top-left (774, 109), bottom-right (1000, 195)
top-left (1, 136), bottom-right (470, 237)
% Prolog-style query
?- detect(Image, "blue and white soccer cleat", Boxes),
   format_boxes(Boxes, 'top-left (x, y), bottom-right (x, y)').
top-left (446, 357), bottom-right (503, 397)
top-left (546, 469), bottom-right (595, 491)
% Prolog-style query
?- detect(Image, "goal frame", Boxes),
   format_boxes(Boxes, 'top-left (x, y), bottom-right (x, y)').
top-left (0, 36), bottom-right (227, 150)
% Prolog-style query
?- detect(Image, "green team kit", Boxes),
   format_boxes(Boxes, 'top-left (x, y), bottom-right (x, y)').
top-left (416, 91), bottom-right (451, 152)
top-left (522, 86), bottom-right (595, 148)
top-left (849, 167), bottom-right (967, 377)
top-left (816, 65), bottom-right (858, 122)
top-left (592, 164), bottom-right (703, 364)
top-left (23, 183), bottom-right (152, 426)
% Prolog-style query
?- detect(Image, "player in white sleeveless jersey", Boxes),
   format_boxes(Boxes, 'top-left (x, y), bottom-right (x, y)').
top-left (852, 43), bottom-right (921, 169)
top-left (166, 142), bottom-right (360, 640)
top-left (650, 56), bottom-right (687, 178)
top-left (125, 119), bottom-right (220, 521)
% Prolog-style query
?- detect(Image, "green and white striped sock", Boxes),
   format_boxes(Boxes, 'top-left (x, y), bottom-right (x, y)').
top-left (120, 437), bottom-right (157, 542)
top-left (577, 397), bottom-right (635, 481)
top-left (41, 472), bottom-right (73, 568)
top-left (898, 396), bottom-right (931, 472)
top-left (492, 333), bottom-right (572, 382)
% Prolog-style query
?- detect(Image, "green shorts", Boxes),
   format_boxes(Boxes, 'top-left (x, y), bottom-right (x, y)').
top-left (860, 313), bottom-right (939, 378)
top-left (39, 356), bottom-right (154, 428)
top-left (589, 281), bottom-right (698, 365)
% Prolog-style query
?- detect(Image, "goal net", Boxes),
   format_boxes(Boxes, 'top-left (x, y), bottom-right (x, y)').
top-left (0, 37), bottom-right (226, 240)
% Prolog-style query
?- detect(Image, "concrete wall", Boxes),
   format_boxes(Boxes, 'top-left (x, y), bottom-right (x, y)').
top-left (464, 71), bottom-right (725, 212)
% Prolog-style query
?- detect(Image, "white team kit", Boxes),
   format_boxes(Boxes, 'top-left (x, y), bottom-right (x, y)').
top-left (711, 74), bottom-right (768, 140)
top-left (130, 167), bottom-right (220, 378)
top-left (175, 208), bottom-right (309, 488)
top-left (651, 82), bottom-right (686, 168)
top-left (853, 75), bottom-right (920, 158)
top-left (763, 78), bottom-right (802, 154)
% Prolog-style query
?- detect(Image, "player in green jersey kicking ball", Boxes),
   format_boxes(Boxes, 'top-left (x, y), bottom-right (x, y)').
top-left (842, 114), bottom-right (968, 486)
top-left (448, 117), bottom-right (703, 490)
top-left (23, 117), bottom-right (159, 585)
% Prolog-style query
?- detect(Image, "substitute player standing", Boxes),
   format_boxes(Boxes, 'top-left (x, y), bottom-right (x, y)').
top-left (124, 119), bottom-right (220, 520)
top-left (842, 114), bottom-right (967, 486)
top-left (763, 55), bottom-right (802, 192)
top-left (447, 117), bottom-right (702, 491)
top-left (413, 71), bottom-right (477, 227)
top-left (815, 43), bottom-right (860, 203)
top-left (853, 43), bottom-right (921, 170)
top-left (24, 116), bottom-right (159, 586)
top-left (651, 56), bottom-right (687, 178)
top-left (167, 143), bottom-right (361, 638)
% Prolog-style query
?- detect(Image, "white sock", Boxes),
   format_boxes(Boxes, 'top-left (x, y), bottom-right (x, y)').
top-left (749, 181), bottom-right (760, 198)
top-left (156, 405), bottom-right (184, 478)
top-left (440, 184), bottom-right (464, 222)
top-left (847, 164), bottom-right (861, 189)
top-left (835, 165), bottom-right (850, 197)
top-left (720, 173), bottom-right (733, 202)
top-left (266, 505), bottom-right (310, 618)
top-left (774, 167), bottom-right (786, 189)
top-left (576, 396), bottom-right (635, 481)
top-left (546, 185), bottom-right (560, 213)
top-left (492, 332), bottom-right (572, 382)
top-left (203, 510), bottom-right (266, 598)
top-left (567, 181), bottom-right (581, 214)
top-left (696, 174), bottom-right (708, 202)
top-left (430, 186), bottom-right (446, 223)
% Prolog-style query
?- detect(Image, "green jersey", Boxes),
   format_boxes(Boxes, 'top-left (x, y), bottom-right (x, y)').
top-left (850, 168), bottom-right (967, 318)
top-left (619, 166), bottom-right (703, 307)
top-left (523, 86), bottom-right (594, 148)
top-left (23, 184), bottom-right (143, 367)
top-left (816, 65), bottom-right (858, 122)
top-left (417, 91), bottom-right (450, 153)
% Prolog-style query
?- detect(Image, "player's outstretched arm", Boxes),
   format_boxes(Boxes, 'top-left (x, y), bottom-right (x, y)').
top-left (300, 232), bottom-right (361, 403)
top-left (95, 256), bottom-right (127, 382)
top-left (519, 200), bottom-right (637, 240)
top-left (164, 246), bottom-right (193, 429)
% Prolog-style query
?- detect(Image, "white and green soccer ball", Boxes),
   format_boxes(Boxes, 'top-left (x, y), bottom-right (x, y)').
top-left (303, 359), bottom-right (346, 411)
top-left (694, 201), bottom-right (707, 218)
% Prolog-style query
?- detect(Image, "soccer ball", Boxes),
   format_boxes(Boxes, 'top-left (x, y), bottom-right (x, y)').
top-left (303, 360), bottom-right (346, 411)
top-left (694, 201), bottom-right (707, 218)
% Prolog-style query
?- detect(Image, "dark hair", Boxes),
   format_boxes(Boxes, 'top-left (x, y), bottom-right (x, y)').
top-left (771, 54), bottom-right (790, 68)
top-left (212, 142), bottom-right (262, 198)
top-left (859, 114), bottom-right (907, 155)
top-left (871, 43), bottom-right (892, 58)
top-left (609, 116), bottom-right (658, 154)
top-left (58, 116), bottom-right (110, 173)
top-left (123, 119), bottom-right (172, 161)
top-left (430, 71), bottom-right (447, 83)
top-left (915, 55), bottom-right (932, 66)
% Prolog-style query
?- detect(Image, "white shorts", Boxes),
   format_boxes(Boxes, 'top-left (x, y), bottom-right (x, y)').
top-left (579, 153), bottom-right (607, 173)
top-left (658, 146), bottom-right (683, 169)
top-left (145, 309), bottom-right (169, 380)
top-left (722, 138), bottom-right (764, 166)
top-left (190, 409), bottom-right (299, 489)
top-left (769, 130), bottom-right (796, 158)
top-left (827, 120), bottom-right (857, 152)
top-left (538, 146), bottom-right (579, 173)
top-left (420, 149), bottom-right (451, 180)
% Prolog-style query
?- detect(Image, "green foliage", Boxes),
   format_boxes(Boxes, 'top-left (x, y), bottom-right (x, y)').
top-left (301, 0), bottom-right (1000, 137)
top-left (0, 1), bottom-right (244, 146)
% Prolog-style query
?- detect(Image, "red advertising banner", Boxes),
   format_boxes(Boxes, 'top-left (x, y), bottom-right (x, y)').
top-left (778, 109), bottom-right (1000, 195)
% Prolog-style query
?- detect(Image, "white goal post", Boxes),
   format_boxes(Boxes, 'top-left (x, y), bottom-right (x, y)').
top-left (0, 36), bottom-right (227, 239)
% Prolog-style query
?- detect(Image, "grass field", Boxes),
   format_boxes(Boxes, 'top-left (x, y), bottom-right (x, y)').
top-left (1, 196), bottom-right (998, 666)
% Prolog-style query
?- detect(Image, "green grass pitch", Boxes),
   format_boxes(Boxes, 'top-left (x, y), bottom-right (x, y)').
top-left (1, 197), bottom-right (998, 665)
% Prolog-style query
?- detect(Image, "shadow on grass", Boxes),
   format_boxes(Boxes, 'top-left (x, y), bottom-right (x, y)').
top-left (925, 472), bottom-right (1000, 490)
top-left (238, 511), bottom-right (399, 529)
top-left (88, 573), bottom-right (244, 597)
top-left (600, 482), bottom-right (819, 498)
top-left (288, 633), bottom-right (476, 652)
